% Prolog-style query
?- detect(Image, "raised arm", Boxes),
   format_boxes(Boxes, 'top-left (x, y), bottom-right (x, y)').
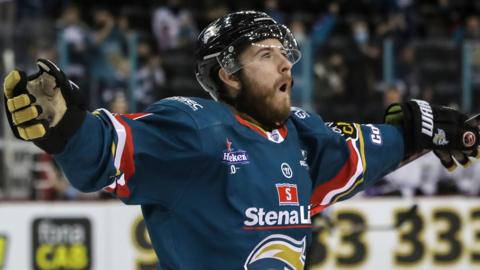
top-left (290, 102), bottom-right (480, 215)
top-left (3, 59), bottom-right (205, 207)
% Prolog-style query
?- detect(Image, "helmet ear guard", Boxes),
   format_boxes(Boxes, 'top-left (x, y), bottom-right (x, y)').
top-left (195, 11), bottom-right (301, 100)
top-left (195, 58), bottom-right (220, 101)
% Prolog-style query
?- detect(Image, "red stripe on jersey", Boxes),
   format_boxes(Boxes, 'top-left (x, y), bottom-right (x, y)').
top-left (278, 125), bottom-right (288, 138)
top-left (310, 204), bottom-right (327, 216)
top-left (235, 115), bottom-right (288, 139)
top-left (235, 115), bottom-right (268, 138)
top-left (113, 115), bottom-right (135, 197)
top-left (242, 225), bottom-right (313, 230)
top-left (121, 113), bottom-right (151, 120)
top-left (310, 140), bottom-right (359, 206)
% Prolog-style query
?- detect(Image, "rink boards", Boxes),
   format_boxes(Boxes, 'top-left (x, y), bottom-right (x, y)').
top-left (0, 198), bottom-right (479, 270)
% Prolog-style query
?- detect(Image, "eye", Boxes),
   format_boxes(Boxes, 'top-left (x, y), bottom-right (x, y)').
top-left (261, 52), bottom-right (271, 58)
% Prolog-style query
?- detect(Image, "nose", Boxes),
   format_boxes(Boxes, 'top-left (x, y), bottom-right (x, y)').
top-left (279, 54), bottom-right (292, 75)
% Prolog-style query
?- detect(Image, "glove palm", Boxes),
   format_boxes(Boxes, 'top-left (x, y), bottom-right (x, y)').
top-left (3, 59), bottom-right (85, 153)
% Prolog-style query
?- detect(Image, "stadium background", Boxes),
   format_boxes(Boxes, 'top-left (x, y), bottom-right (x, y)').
top-left (1, 0), bottom-right (480, 269)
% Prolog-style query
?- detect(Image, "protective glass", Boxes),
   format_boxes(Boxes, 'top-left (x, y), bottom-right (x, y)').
top-left (216, 24), bottom-right (302, 74)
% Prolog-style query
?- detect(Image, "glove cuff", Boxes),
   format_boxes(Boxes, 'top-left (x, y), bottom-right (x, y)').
top-left (385, 102), bottom-right (416, 155)
top-left (33, 107), bottom-right (86, 154)
top-left (401, 100), bottom-right (427, 155)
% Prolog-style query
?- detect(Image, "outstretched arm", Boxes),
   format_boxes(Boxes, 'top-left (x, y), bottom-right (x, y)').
top-left (290, 101), bottom-right (480, 215)
top-left (3, 59), bottom-right (204, 207)
top-left (291, 110), bottom-right (404, 214)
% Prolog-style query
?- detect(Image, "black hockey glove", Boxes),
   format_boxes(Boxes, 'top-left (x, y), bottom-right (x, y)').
top-left (3, 59), bottom-right (86, 154)
top-left (385, 99), bottom-right (480, 171)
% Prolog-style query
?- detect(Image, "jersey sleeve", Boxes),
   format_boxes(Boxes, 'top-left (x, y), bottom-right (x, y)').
top-left (290, 108), bottom-right (405, 214)
top-left (54, 99), bottom-right (205, 206)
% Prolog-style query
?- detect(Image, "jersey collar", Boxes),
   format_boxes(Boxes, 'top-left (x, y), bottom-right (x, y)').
top-left (234, 115), bottom-right (288, 143)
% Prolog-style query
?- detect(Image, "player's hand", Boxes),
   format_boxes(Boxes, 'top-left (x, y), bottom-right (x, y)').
top-left (385, 99), bottom-right (480, 170)
top-left (433, 149), bottom-right (479, 171)
top-left (432, 114), bottom-right (480, 171)
top-left (3, 59), bottom-right (86, 153)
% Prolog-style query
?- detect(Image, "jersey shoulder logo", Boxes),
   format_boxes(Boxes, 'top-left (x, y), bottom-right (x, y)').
top-left (291, 107), bottom-right (310, 119)
top-left (326, 121), bottom-right (359, 140)
top-left (244, 234), bottom-right (306, 270)
top-left (165, 97), bottom-right (204, 111)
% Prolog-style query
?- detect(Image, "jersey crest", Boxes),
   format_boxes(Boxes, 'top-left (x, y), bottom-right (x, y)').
top-left (244, 234), bottom-right (306, 270)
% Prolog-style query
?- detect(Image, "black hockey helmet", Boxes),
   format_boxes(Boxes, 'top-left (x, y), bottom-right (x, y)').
top-left (195, 10), bottom-right (301, 100)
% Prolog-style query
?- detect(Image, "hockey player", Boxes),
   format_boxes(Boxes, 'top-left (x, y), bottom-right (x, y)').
top-left (3, 11), bottom-right (479, 270)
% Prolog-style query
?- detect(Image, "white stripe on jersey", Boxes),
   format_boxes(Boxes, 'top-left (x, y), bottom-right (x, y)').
top-left (97, 109), bottom-right (127, 189)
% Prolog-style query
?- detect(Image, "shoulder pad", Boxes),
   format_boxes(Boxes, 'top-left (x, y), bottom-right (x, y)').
top-left (290, 107), bottom-right (338, 136)
top-left (156, 96), bottom-right (207, 111)
top-left (146, 97), bottom-right (230, 129)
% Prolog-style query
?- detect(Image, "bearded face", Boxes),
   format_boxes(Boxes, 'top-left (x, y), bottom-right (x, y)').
top-left (232, 39), bottom-right (294, 130)
top-left (235, 71), bottom-right (292, 129)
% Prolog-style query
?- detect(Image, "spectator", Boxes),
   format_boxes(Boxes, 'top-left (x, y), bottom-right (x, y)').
top-left (289, 17), bottom-right (307, 106)
top-left (31, 154), bottom-right (101, 200)
top-left (289, 17), bottom-right (307, 44)
top-left (109, 91), bottom-right (129, 114)
top-left (310, 1), bottom-right (338, 47)
top-left (364, 85), bottom-right (405, 123)
top-left (313, 51), bottom-right (348, 119)
top-left (89, 6), bottom-right (130, 107)
top-left (263, 0), bottom-right (285, 24)
top-left (135, 39), bottom-right (167, 110)
top-left (464, 15), bottom-right (480, 41)
top-left (346, 18), bottom-right (382, 120)
top-left (151, 0), bottom-right (198, 52)
top-left (396, 43), bottom-right (420, 98)
top-left (450, 161), bottom-right (480, 196)
top-left (56, 4), bottom-right (90, 103)
top-left (0, 0), bottom-right (15, 51)
top-left (4, 0), bottom-right (480, 201)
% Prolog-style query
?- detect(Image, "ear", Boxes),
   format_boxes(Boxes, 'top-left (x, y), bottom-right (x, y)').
top-left (218, 68), bottom-right (241, 93)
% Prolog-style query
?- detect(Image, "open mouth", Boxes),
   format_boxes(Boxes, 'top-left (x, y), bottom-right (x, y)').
top-left (278, 82), bottom-right (291, 92)
top-left (277, 77), bottom-right (293, 93)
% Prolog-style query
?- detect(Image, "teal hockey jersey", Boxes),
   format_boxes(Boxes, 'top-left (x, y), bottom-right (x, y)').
top-left (54, 97), bottom-right (404, 269)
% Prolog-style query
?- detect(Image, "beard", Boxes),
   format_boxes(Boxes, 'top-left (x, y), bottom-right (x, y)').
top-left (235, 73), bottom-right (292, 130)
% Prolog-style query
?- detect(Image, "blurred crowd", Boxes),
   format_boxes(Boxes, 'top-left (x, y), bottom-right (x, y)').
top-left (1, 0), bottom-right (480, 200)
